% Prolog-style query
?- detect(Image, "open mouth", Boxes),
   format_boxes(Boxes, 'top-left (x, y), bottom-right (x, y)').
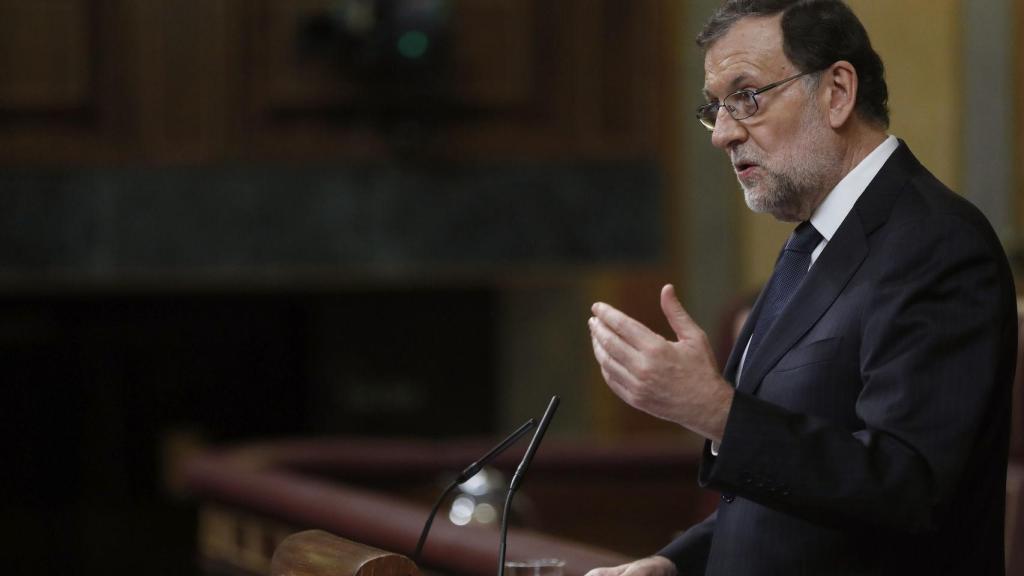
top-left (734, 161), bottom-right (758, 176)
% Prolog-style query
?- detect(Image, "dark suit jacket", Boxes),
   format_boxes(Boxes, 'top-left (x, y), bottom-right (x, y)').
top-left (658, 143), bottom-right (1017, 575)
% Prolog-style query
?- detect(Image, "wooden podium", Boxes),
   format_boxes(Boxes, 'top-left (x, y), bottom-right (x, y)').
top-left (271, 530), bottom-right (420, 576)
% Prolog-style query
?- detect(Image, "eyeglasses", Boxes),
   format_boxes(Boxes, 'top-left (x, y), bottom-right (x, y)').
top-left (696, 70), bottom-right (818, 131)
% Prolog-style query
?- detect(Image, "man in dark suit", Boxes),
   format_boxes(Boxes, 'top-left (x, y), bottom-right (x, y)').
top-left (586, 1), bottom-right (1017, 574)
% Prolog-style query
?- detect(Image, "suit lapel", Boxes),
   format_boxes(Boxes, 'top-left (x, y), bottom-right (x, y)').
top-left (733, 141), bottom-right (920, 396)
top-left (736, 218), bottom-right (867, 395)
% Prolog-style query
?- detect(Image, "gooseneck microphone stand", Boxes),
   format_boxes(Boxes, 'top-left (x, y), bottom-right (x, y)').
top-left (412, 418), bottom-right (536, 563)
top-left (497, 395), bottom-right (560, 576)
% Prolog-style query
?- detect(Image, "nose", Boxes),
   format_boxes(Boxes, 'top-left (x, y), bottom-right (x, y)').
top-left (710, 107), bottom-right (748, 151)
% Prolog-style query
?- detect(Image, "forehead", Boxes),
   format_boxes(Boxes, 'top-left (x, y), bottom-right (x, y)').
top-left (703, 15), bottom-right (794, 97)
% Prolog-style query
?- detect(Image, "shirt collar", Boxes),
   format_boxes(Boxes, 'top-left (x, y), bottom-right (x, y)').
top-left (810, 135), bottom-right (899, 241)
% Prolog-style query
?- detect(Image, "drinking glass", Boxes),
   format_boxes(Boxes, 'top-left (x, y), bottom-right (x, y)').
top-left (504, 559), bottom-right (565, 576)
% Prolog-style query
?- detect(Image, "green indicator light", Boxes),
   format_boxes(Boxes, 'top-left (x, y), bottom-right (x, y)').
top-left (398, 31), bottom-right (429, 59)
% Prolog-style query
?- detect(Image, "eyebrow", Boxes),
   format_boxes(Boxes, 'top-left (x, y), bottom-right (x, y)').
top-left (702, 73), bottom-right (750, 101)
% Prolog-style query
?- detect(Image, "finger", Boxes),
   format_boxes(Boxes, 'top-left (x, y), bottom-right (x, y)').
top-left (589, 315), bottom-right (642, 368)
top-left (660, 285), bottom-right (721, 371)
top-left (591, 301), bottom-right (661, 349)
top-left (591, 336), bottom-right (647, 410)
top-left (590, 331), bottom-right (638, 395)
top-left (659, 284), bottom-right (697, 340)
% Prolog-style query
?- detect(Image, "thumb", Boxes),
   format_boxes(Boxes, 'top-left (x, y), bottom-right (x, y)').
top-left (660, 284), bottom-right (695, 339)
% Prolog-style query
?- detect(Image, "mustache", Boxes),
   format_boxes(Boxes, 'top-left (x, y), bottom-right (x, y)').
top-left (731, 147), bottom-right (762, 167)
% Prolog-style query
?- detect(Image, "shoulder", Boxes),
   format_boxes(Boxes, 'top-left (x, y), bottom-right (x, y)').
top-left (858, 151), bottom-right (1015, 302)
top-left (876, 153), bottom-right (1004, 261)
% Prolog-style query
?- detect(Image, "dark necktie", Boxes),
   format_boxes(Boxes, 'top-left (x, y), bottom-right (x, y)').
top-left (744, 221), bottom-right (823, 365)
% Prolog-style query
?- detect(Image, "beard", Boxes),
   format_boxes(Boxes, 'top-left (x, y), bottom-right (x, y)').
top-left (735, 101), bottom-right (842, 221)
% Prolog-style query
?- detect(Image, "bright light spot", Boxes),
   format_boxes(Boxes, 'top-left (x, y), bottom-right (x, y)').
top-left (473, 503), bottom-right (497, 524)
top-left (461, 469), bottom-right (490, 496)
top-left (449, 495), bottom-right (475, 526)
top-left (397, 31), bottom-right (429, 59)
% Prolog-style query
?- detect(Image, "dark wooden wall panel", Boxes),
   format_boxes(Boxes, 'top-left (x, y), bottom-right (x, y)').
top-left (256, 0), bottom-right (354, 108)
top-left (0, 0), bottom-right (93, 111)
top-left (453, 0), bottom-right (535, 107)
top-left (0, 0), bottom-right (137, 165)
top-left (1018, 0), bottom-right (1024, 232)
top-left (250, 0), bottom-right (535, 111)
top-left (131, 0), bottom-right (231, 163)
top-left (0, 0), bottom-right (670, 164)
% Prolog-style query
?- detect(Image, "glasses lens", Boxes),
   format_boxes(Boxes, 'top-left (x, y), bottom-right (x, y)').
top-left (698, 104), bottom-right (717, 130)
top-left (726, 91), bottom-right (758, 121)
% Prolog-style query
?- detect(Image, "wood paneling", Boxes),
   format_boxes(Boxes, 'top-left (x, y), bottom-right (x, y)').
top-left (1018, 0), bottom-right (1024, 233)
top-left (231, 0), bottom-right (666, 161)
top-left (0, 0), bottom-right (133, 165)
top-left (444, 0), bottom-right (665, 160)
top-left (0, 0), bottom-right (93, 110)
top-left (130, 0), bottom-right (231, 163)
top-left (254, 0), bottom-right (357, 109)
top-left (452, 0), bottom-right (534, 107)
top-left (248, 0), bottom-right (535, 110)
top-left (0, 0), bottom-right (669, 164)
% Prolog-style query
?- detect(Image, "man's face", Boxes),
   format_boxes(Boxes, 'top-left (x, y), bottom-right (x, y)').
top-left (703, 15), bottom-right (840, 222)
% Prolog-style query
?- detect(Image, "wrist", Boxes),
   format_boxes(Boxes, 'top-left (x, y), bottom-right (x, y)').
top-left (693, 379), bottom-right (734, 443)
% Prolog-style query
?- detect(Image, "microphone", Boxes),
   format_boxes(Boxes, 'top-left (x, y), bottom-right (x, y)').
top-left (498, 395), bottom-right (560, 576)
top-left (413, 418), bottom-right (536, 562)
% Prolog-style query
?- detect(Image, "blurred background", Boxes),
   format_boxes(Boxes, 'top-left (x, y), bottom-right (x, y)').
top-left (0, 0), bottom-right (1019, 574)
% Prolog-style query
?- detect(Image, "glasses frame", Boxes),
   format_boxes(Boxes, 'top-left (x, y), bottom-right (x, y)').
top-left (696, 70), bottom-right (818, 131)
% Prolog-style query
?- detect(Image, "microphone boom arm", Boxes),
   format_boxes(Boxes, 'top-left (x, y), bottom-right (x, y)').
top-left (413, 418), bottom-right (536, 562)
top-left (498, 395), bottom-right (560, 576)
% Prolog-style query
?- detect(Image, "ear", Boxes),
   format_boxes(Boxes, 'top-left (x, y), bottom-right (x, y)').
top-left (824, 60), bottom-right (858, 128)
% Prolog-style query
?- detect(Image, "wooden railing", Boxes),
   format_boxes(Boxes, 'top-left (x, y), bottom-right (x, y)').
top-left (270, 530), bottom-right (420, 576)
top-left (183, 436), bottom-right (707, 576)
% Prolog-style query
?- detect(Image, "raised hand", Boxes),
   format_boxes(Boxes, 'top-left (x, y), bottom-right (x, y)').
top-left (588, 284), bottom-right (733, 442)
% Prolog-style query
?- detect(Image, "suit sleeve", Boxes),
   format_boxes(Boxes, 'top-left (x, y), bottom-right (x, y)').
top-left (655, 509), bottom-right (716, 575)
top-left (698, 212), bottom-right (1015, 533)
